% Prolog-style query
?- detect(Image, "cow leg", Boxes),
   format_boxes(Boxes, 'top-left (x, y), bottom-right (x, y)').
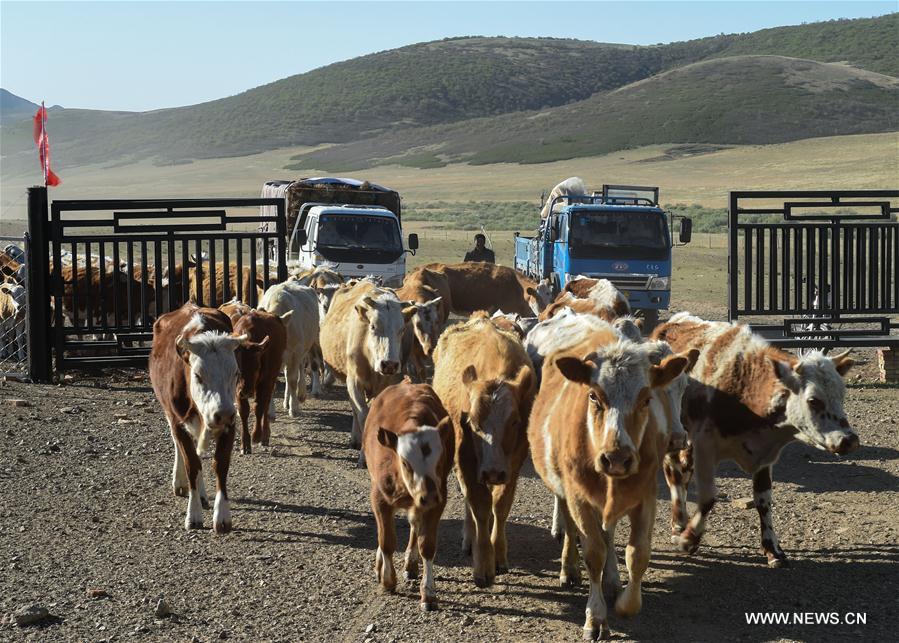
top-left (559, 498), bottom-right (581, 587)
top-left (677, 433), bottom-right (716, 555)
top-left (372, 495), bottom-right (397, 592)
top-left (309, 348), bottom-right (322, 397)
top-left (568, 498), bottom-right (609, 640)
top-left (282, 363), bottom-right (290, 410)
top-left (418, 507), bottom-right (441, 611)
top-left (212, 426), bottom-right (235, 534)
top-left (754, 466), bottom-right (788, 567)
top-left (663, 448), bottom-right (691, 536)
top-left (461, 498), bottom-right (474, 556)
top-left (239, 394), bottom-right (252, 455)
top-left (615, 497), bottom-right (655, 617)
top-left (296, 354), bottom-right (308, 403)
top-left (551, 496), bottom-right (566, 542)
top-left (286, 353), bottom-right (302, 418)
top-left (467, 484), bottom-right (496, 588)
top-left (601, 520), bottom-right (621, 600)
top-left (255, 387), bottom-right (274, 447)
top-left (173, 427), bottom-right (204, 530)
top-left (169, 424), bottom-right (188, 497)
top-left (346, 376), bottom-right (367, 450)
top-left (404, 515), bottom-right (420, 580)
top-left (491, 476), bottom-right (518, 574)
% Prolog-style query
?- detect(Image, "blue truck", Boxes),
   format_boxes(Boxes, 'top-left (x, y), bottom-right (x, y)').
top-left (513, 184), bottom-right (692, 329)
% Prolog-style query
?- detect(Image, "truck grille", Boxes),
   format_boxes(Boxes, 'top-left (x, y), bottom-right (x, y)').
top-left (590, 273), bottom-right (653, 290)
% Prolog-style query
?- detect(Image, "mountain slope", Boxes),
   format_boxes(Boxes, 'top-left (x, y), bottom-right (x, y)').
top-left (0, 14), bottom-right (896, 166)
top-left (0, 89), bottom-right (38, 125)
top-left (286, 56), bottom-right (899, 170)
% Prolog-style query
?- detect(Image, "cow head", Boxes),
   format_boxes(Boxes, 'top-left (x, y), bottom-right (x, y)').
top-left (355, 292), bottom-right (416, 375)
top-left (234, 335), bottom-right (271, 399)
top-left (526, 278), bottom-right (554, 315)
top-left (459, 364), bottom-right (534, 486)
top-left (316, 284), bottom-right (341, 319)
top-left (409, 297), bottom-right (443, 357)
top-left (612, 316), bottom-right (644, 342)
top-left (378, 417), bottom-right (453, 509)
top-left (556, 341), bottom-right (688, 478)
top-left (645, 344), bottom-right (700, 451)
top-left (771, 349), bottom-right (858, 455)
top-left (175, 329), bottom-right (249, 446)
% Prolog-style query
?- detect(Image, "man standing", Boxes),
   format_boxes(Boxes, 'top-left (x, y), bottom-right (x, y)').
top-left (463, 233), bottom-right (495, 263)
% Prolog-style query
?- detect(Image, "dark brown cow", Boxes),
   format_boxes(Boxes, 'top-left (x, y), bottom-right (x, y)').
top-left (150, 303), bottom-right (254, 533)
top-left (363, 379), bottom-right (455, 610)
top-left (58, 262), bottom-right (144, 326)
top-left (233, 310), bottom-right (290, 454)
top-left (652, 312), bottom-right (858, 566)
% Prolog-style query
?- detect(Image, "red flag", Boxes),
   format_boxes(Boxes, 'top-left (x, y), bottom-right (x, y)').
top-left (33, 103), bottom-right (61, 187)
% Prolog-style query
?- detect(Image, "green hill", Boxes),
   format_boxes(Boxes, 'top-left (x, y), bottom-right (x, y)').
top-left (1, 14), bottom-right (896, 167)
top-left (287, 56), bottom-right (899, 170)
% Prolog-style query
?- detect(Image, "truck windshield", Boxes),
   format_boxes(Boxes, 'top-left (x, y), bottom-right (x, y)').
top-left (570, 211), bottom-right (669, 260)
top-left (316, 215), bottom-right (403, 263)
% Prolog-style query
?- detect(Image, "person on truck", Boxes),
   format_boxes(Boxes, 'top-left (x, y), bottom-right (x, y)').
top-left (464, 233), bottom-right (495, 263)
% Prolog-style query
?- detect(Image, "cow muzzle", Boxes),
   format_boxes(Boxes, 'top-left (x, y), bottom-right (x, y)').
top-left (209, 408), bottom-right (236, 430)
top-left (378, 360), bottom-right (400, 375)
top-left (479, 469), bottom-right (508, 486)
top-left (829, 432), bottom-right (859, 456)
top-left (597, 448), bottom-right (638, 478)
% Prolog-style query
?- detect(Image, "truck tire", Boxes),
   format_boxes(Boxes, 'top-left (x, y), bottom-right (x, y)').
top-left (635, 309), bottom-right (659, 335)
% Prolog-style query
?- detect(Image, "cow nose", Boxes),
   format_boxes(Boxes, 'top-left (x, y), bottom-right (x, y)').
top-left (214, 409), bottom-right (236, 427)
top-left (598, 449), bottom-right (636, 477)
top-left (835, 433), bottom-right (859, 455)
top-left (380, 360), bottom-right (399, 374)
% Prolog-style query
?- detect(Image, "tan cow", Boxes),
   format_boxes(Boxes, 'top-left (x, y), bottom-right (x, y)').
top-left (652, 313), bottom-right (858, 567)
top-left (529, 328), bottom-right (689, 638)
top-left (421, 262), bottom-right (552, 317)
top-left (149, 303), bottom-right (255, 532)
top-left (401, 267), bottom-right (453, 321)
top-left (291, 264), bottom-right (344, 289)
top-left (189, 262), bottom-right (266, 307)
top-left (363, 379), bottom-right (455, 610)
top-left (320, 280), bottom-right (416, 450)
top-left (233, 310), bottom-right (290, 454)
top-left (396, 280), bottom-right (445, 382)
top-left (432, 315), bottom-right (536, 587)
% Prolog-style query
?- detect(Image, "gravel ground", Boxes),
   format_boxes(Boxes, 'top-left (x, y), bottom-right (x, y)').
top-left (0, 368), bottom-right (897, 642)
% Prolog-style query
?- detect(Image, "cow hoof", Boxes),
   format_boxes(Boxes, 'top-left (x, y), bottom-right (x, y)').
top-left (379, 583), bottom-right (396, 594)
top-left (289, 409), bottom-right (300, 419)
top-left (214, 520), bottom-right (232, 535)
top-left (420, 599), bottom-right (437, 612)
top-left (473, 575), bottom-right (493, 589)
top-left (583, 622), bottom-right (610, 640)
top-left (200, 497), bottom-right (211, 510)
top-left (241, 445), bottom-right (251, 456)
top-left (614, 590), bottom-right (641, 617)
top-left (404, 569), bottom-right (419, 581)
top-left (560, 573), bottom-right (581, 588)
top-left (495, 564), bottom-right (509, 575)
top-left (767, 555), bottom-right (790, 568)
top-left (185, 518), bottom-right (203, 530)
top-left (676, 530), bottom-right (700, 555)
top-left (173, 486), bottom-right (188, 498)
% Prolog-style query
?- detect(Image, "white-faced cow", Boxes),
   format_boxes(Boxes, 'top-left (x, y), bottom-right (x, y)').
top-left (320, 280), bottom-right (416, 451)
top-left (529, 326), bottom-right (689, 638)
top-left (149, 303), bottom-right (255, 533)
top-left (652, 313), bottom-right (858, 566)
top-left (396, 280), bottom-right (444, 382)
top-left (364, 379), bottom-right (455, 611)
top-left (432, 315), bottom-right (537, 588)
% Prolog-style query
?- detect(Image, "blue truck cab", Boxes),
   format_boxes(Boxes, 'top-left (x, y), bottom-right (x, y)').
top-left (513, 184), bottom-right (691, 328)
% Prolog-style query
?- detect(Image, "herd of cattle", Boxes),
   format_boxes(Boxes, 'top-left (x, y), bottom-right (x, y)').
top-left (142, 259), bottom-right (859, 638)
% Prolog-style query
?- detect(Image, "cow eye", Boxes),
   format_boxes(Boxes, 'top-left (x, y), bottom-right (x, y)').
top-left (588, 391), bottom-right (599, 404)
top-left (195, 373), bottom-right (203, 384)
top-left (808, 397), bottom-right (825, 412)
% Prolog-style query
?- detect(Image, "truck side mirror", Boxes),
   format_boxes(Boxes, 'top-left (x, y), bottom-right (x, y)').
top-left (408, 233), bottom-right (419, 251)
top-left (679, 218), bottom-right (692, 244)
top-left (296, 229), bottom-right (308, 246)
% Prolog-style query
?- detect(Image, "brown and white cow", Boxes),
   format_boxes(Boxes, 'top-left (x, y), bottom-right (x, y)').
top-left (432, 316), bottom-right (537, 587)
top-left (397, 281), bottom-right (445, 381)
top-left (259, 281), bottom-right (321, 415)
top-left (529, 328), bottom-right (689, 638)
top-left (421, 262), bottom-right (552, 317)
top-left (149, 303), bottom-right (255, 533)
top-left (233, 309), bottom-right (291, 454)
top-left (363, 379), bottom-right (455, 611)
top-left (539, 277), bottom-right (631, 322)
top-left (219, 298), bottom-right (253, 323)
top-left (401, 267), bottom-right (452, 321)
top-left (652, 312), bottom-right (858, 566)
top-left (320, 280), bottom-right (416, 451)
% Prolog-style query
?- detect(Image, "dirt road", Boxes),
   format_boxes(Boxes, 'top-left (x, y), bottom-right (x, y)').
top-left (1, 371), bottom-right (896, 642)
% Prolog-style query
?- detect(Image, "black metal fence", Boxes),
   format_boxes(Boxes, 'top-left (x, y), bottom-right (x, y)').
top-left (728, 189), bottom-right (899, 349)
top-left (28, 188), bottom-right (287, 378)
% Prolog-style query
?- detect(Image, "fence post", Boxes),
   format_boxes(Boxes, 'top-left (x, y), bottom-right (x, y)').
top-left (26, 186), bottom-right (52, 382)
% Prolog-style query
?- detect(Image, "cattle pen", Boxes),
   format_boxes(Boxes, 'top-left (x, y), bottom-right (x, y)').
top-left (0, 186), bottom-right (896, 641)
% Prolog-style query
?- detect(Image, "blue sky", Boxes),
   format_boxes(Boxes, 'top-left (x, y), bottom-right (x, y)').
top-left (1, 1), bottom-right (894, 111)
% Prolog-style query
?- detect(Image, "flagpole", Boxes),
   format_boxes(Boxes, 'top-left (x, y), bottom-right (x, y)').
top-left (41, 101), bottom-right (48, 187)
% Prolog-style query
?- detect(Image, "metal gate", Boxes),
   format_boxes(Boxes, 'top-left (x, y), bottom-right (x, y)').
top-left (28, 188), bottom-right (287, 376)
top-left (728, 189), bottom-right (899, 349)
top-left (0, 234), bottom-right (28, 378)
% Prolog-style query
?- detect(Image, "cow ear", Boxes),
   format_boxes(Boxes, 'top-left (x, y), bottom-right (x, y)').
top-left (556, 357), bottom-right (593, 384)
top-left (402, 306), bottom-right (417, 323)
top-left (650, 354), bottom-right (689, 388)
top-left (830, 349), bottom-right (854, 376)
top-left (175, 334), bottom-right (192, 360)
top-left (429, 296), bottom-right (443, 308)
top-left (526, 287), bottom-right (537, 298)
top-left (437, 416), bottom-right (455, 449)
top-left (279, 310), bottom-right (293, 323)
top-left (461, 364), bottom-right (478, 386)
top-left (634, 317), bottom-right (645, 331)
top-left (252, 336), bottom-right (271, 353)
top-left (377, 428), bottom-right (398, 451)
top-left (684, 348), bottom-right (700, 373)
top-left (771, 358), bottom-right (801, 393)
top-left (511, 365), bottom-right (535, 401)
top-left (355, 303), bottom-right (369, 322)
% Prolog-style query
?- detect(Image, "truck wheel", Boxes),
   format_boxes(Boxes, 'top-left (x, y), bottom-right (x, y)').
top-left (635, 309), bottom-right (659, 335)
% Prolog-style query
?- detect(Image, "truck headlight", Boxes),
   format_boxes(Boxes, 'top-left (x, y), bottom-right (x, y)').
top-left (648, 276), bottom-right (670, 290)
